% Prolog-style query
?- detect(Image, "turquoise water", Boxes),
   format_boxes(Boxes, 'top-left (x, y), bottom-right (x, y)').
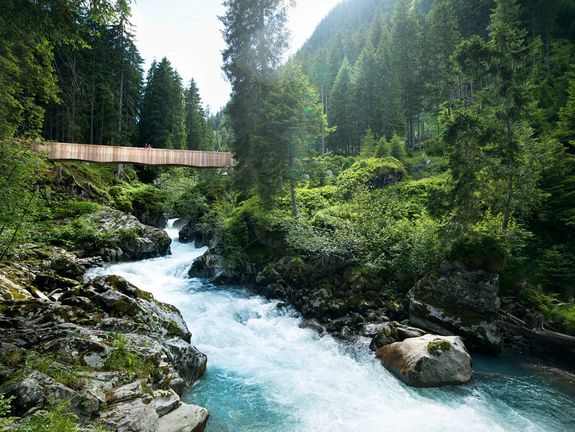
top-left (89, 222), bottom-right (575, 432)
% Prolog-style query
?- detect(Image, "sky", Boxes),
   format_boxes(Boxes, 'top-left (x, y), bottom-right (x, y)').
top-left (131, 0), bottom-right (342, 113)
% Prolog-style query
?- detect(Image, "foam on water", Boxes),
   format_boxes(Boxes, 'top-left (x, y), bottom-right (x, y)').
top-left (87, 220), bottom-right (575, 432)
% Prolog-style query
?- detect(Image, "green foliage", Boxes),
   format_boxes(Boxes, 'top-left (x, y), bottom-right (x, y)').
top-left (17, 400), bottom-right (81, 432)
top-left (0, 139), bottom-right (49, 257)
top-left (49, 201), bottom-right (104, 220)
top-left (139, 58), bottom-right (186, 149)
top-left (24, 354), bottom-right (84, 390)
top-left (375, 137), bottom-right (391, 158)
top-left (359, 129), bottom-right (378, 158)
top-left (109, 183), bottom-right (166, 219)
top-left (47, 217), bottom-right (111, 251)
top-left (286, 190), bottom-right (443, 287)
top-left (524, 285), bottom-right (575, 335)
top-left (336, 157), bottom-right (406, 190)
top-left (185, 79), bottom-right (211, 151)
top-left (536, 245), bottom-right (575, 301)
top-left (104, 333), bottom-right (150, 379)
top-left (448, 212), bottom-right (530, 274)
top-left (427, 339), bottom-right (452, 356)
top-left (0, 393), bottom-right (15, 432)
top-left (389, 135), bottom-right (406, 161)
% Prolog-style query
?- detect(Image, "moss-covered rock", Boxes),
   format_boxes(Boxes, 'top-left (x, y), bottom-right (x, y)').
top-left (409, 262), bottom-right (502, 354)
top-left (376, 335), bottom-right (472, 387)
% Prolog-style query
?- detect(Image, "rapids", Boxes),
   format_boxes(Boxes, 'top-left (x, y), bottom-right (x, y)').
top-left (87, 221), bottom-right (575, 432)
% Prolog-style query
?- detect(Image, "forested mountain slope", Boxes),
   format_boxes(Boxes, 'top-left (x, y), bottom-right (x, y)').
top-left (293, 0), bottom-right (575, 155)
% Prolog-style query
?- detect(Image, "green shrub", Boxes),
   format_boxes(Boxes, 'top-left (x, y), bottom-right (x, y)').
top-left (336, 157), bottom-right (406, 191)
top-left (49, 200), bottom-right (104, 220)
top-left (24, 354), bottom-right (84, 390)
top-left (390, 135), bottom-right (406, 161)
top-left (48, 217), bottom-right (111, 251)
top-left (0, 393), bottom-right (15, 432)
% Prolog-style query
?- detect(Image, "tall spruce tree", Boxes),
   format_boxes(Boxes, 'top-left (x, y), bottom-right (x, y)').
top-left (184, 79), bottom-right (209, 150)
top-left (221, 0), bottom-right (293, 192)
top-left (139, 58), bottom-right (186, 149)
top-left (390, 0), bottom-right (424, 153)
top-left (328, 57), bottom-right (353, 154)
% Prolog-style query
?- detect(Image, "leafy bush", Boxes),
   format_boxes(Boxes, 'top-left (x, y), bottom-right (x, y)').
top-left (0, 393), bottom-right (15, 432)
top-left (48, 217), bottom-right (111, 251)
top-left (336, 157), bottom-right (406, 191)
top-left (524, 285), bottom-right (575, 335)
top-left (49, 200), bottom-right (104, 220)
top-left (448, 212), bottom-right (530, 274)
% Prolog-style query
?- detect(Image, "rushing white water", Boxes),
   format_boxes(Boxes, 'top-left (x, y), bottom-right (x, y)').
top-left (88, 221), bottom-right (575, 432)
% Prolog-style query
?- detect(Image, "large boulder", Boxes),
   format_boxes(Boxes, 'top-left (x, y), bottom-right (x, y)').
top-left (409, 262), bottom-right (501, 354)
top-left (376, 334), bottom-right (472, 387)
top-left (178, 222), bottom-right (210, 247)
top-left (83, 210), bottom-right (171, 262)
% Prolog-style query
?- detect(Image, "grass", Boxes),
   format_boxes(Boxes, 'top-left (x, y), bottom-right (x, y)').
top-left (16, 400), bottom-right (81, 432)
top-left (104, 333), bottom-right (152, 379)
top-left (24, 354), bottom-right (85, 391)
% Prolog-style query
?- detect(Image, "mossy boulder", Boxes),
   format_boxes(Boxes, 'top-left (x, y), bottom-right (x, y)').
top-left (83, 210), bottom-right (171, 261)
top-left (376, 335), bottom-right (472, 387)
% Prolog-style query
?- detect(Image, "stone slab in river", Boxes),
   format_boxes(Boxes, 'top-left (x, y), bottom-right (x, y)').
top-left (409, 263), bottom-right (501, 354)
top-left (376, 334), bottom-right (472, 388)
top-left (157, 403), bottom-right (209, 432)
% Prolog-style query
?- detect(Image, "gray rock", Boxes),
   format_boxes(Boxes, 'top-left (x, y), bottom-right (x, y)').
top-left (164, 339), bottom-right (207, 386)
top-left (369, 322), bottom-right (427, 351)
top-left (105, 381), bottom-right (144, 405)
top-left (376, 334), bottom-right (472, 387)
top-left (154, 389), bottom-right (181, 417)
top-left (299, 319), bottom-right (325, 335)
top-left (5, 378), bottom-right (45, 416)
top-left (83, 210), bottom-right (171, 262)
top-left (157, 403), bottom-right (209, 432)
top-left (409, 264), bottom-right (502, 354)
top-left (101, 398), bottom-right (159, 432)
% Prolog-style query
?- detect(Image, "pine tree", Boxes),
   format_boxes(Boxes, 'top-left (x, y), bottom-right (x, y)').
top-left (139, 58), bottom-right (186, 149)
top-left (252, 64), bottom-right (325, 211)
top-left (221, 0), bottom-right (293, 191)
top-left (328, 57), bottom-right (353, 154)
top-left (424, 0), bottom-right (462, 110)
top-left (390, 0), bottom-right (424, 152)
top-left (360, 128), bottom-right (378, 158)
top-left (184, 79), bottom-right (209, 150)
top-left (486, 0), bottom-right (540, 233)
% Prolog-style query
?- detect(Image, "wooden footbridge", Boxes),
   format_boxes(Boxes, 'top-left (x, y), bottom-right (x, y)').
top-left (33, 142), bottom-right (234, 168)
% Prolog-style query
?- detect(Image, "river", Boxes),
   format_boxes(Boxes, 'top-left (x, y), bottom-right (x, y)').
top-left (88, 221), bottom-right (575, 432)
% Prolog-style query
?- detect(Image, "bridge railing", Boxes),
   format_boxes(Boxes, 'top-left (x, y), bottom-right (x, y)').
top-left (33, 142), bottom-right (234, 168)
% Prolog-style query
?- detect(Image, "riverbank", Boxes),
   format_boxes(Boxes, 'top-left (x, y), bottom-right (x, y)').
top-left (0, 242), bottom-right (208, 431)
top-left (96, 227), bottom-right (575, 431)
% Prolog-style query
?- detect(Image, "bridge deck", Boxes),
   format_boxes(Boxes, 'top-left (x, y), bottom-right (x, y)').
top-left (33, 142), bottom-right (233, 168)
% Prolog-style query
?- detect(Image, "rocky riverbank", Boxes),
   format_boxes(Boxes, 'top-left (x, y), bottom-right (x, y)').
top-left (185, 223), bottom-right (575, 376)
top-left (0, 243), bottom-right (209, 431)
